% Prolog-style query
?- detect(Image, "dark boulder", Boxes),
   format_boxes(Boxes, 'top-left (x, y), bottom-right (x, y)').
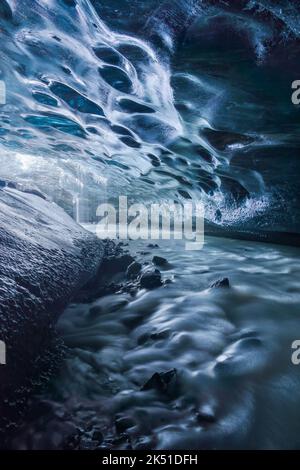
top-left (126, 261), bottom-right (142, 279)
top-left (152, 255), bottom-right (168, 267)
top-left (115, 416), bottom-right (135, 434)
top-left (210, 277), bottom-right (230, 289)
top-left (140, 269), bottom-right (162, 289)
top-left (141, 369), bottom-right (177, 394)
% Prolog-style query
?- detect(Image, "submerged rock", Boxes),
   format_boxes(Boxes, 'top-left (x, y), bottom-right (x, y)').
top-left (196, 405), bottom-right (216, 425)
top-left (152, 255), bottom-right (168, 267)
top-left (140, 269), bottom-right (162, 289)
top-left (210, 277), bottom-right (230, 289)
top-left (141, 369), bottom-right (177, 394)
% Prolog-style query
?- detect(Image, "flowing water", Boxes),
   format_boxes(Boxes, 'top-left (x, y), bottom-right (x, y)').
top-left (12, 236), bottom-right (300, 450)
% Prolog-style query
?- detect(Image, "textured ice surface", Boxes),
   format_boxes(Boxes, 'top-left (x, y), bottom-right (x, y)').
top-left (0, 0), bottom-right (299, 239)
top-left (0, 184), bottom-right (104, 420)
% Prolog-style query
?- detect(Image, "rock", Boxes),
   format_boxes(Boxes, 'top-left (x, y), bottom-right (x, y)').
top-left (150, 329), bottom-right (170, 341)
top-left (152, 256), bottom-right (168, 267)
top-left (79, 438), bottom-right (98, 450)
top-left (140, 269), bottom-right (162, 289)
top-left (141, 368), bottom-right (177, 393)
top-left (126, 261), bottom-right (142, 279)
top-left (111, 434), bottom-right (131, 447)
top-left (91, 428), bottom-right (103, 443)
top-left (115, 416), bottom-right (135, 434)
top-left (210, 277), bottom-right (230, 289)
top-left (196, 406), bottom-right (216, 425)
top-left (100, 254), bottom-right (134, 278)
top-left (0, 185), bottom-right (104, 435)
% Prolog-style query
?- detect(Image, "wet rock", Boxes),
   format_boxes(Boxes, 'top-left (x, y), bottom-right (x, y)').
top-left (100, 254), bottom-right (134, 278)
top-left (147, 243), bottom-right (159, 248)
top-left (196, 405), bottom-right (216, 425)
top-left (126, 261), bottom-right (142, 279)
top-left (210, 277), bottom-right (230, 289)
top-left (152, 255), bottom-right (168, 267)
top-left (79, 437), bottom-right (98, 450)
top-left (111, 434), bottom-right (131, 448)
top-left (138, 329), bottom-right (170, 345)
top-left (115, 416), bottom-right (135, 434)
top-left (150, 329), bottom-right (170, 341)
top-left (141, 369), bottom-right (177, 393)
top-left (140, 269), bottom-right (162, 289)
top-left (91, 428), bottom-right (103, 443)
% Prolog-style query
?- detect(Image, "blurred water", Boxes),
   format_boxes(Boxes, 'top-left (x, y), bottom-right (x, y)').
top-left (14, 236), bottom-right (300, 450)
